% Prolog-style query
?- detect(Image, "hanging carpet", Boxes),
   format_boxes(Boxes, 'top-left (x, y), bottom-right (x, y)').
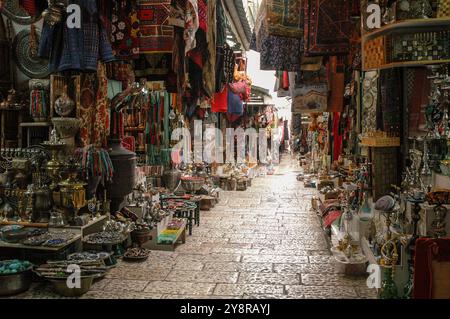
top-left (138, 0), bottom-right (174, 53)
top-left (303, 0), bottom-right (352, 56)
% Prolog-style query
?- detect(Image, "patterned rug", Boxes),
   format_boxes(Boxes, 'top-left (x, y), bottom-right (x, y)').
top-left (266, 0), bottom-right (303, 39)
top-left (303, 0), bottom-right (352, 56)
top-left (138, 0), bottom-right (174, 53)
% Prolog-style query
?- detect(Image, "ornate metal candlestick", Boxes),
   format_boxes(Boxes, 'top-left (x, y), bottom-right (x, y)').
top-left (42, 129), bottom-right (66, 191)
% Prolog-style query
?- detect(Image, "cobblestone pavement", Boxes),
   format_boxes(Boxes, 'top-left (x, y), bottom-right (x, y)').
top-left (14, 156), bottom-right (376, 299)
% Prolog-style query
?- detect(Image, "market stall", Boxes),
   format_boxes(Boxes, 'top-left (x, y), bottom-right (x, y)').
top-left (251, 0), bottom-right (450, 299)
top-left (0, 0), bottom-right (268, 297)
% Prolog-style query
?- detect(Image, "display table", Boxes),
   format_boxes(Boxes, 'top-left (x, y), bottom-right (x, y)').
top-left (0, 234), bottom-right (82, 263)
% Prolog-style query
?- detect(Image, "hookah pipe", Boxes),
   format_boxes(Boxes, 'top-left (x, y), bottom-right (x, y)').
top-left (379, 204), bottom-right (399, 299)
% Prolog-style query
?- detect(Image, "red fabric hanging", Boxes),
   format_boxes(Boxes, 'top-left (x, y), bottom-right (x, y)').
top-left (211, 86), bottom-right (228, 113)
top-left (333, 113), bottom-right (343, 162)
top-left (282, 71), bottom-right (290, 90)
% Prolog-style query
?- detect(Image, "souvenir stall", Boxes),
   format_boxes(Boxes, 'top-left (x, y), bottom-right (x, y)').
top-left (355, 0), bottom-right (450, 299)
top-left (252, 0), bottom-right (450, 299)
top-left (0, 0), bottom-right (260, 297)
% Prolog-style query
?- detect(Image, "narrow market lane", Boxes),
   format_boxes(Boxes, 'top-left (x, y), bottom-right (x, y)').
top-left (17, 156), bottom-right (376, 299)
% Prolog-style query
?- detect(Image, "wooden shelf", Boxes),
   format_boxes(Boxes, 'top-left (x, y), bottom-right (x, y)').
top-left (363, 18), bottom-right (450, 42)
top-left (20, 122), bottom-right (52, 127)
top-left (0, 234), bottom-right (81, 252)
top-left (364, 59), bottom-right (450, 71)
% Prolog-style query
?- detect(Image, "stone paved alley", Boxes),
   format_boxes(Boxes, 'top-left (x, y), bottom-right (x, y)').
top-left (15, 157), bottom-right (376, 299)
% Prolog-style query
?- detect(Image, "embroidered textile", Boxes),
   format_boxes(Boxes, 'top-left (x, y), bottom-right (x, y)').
top-left (138, 0), bottom-right (174, 53)
top-left (303, 0), bottom-right (352, 56)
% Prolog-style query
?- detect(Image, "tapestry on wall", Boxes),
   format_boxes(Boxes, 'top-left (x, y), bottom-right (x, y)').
top-left (303, 0), bottom-right (352, 56)
top-left (266, 0), bottom-right (303, 38)
top-left (138, 0), bottom-right (174, 53)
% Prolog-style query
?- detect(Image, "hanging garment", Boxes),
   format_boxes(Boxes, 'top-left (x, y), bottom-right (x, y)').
top-left (202, 0), bottom-right (216, 97)
top-left (258, 22), bottom-right (302, 71)
top-left (223, 43), bottom-right (235, 84)
top-left (303, 0), bottom-right (352, 56)
top-left (227, 89), bottom-right (244, 116)
top-left (110, 0), bottom-right (140, 59)
top-left (327, 56), bottom-right (345, 113)
top-left (79, 73), bottom-right (97, 146)
top-left (253, 1), bottom-right (302, 71)
top-left (332, 113), bottom-right (343, 162)
top-left (184, 0), bottom-right (199, 54)
top-left (215, 0), bottom-right (226, 92)
top-left (138, 0), bottom-right (174, 53)
top-left (39, 0), bottom-right (115, 72)
top-left (93, 62), bottom-right (110, 146)
top-left (265, 0), bottom-right (303, 38)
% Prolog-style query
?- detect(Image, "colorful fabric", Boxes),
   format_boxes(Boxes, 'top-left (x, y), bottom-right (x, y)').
top-left (227, 89), bottom-right (244, 116)
top-left (303, 0), bottom-right (352, 56)
top-left (39, 0), bottom-right (115, 72)
top-left (259, 20), bottom-right (302, 71)
top-left (266, 0), bottom-right (303, 38)
top-left (202, 0), bottom-right (216, 97)
top-left (111, 0), bottom-right (140, 59)
top-left (223, 43), bottom-right (235, 84)
top-left (332, 113), bottom-right (343, 162)
top-left (79, 73), bottom-right (96, 146)
top-left (215, 0), bottom-right (227, 91)
top-left (184, 0), bottom-right (199, 54)
top-left (94, 62), bottom-right (110, 146)
top-left (211, 86), bottom-right (228, 113)
top-left (197, 0), bottom-right (207, 32)
top-left (138, 0), bottom-right (174, 53)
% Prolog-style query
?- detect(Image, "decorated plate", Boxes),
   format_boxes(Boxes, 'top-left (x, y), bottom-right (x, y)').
top-left (12, 29), bottom-right (50, 79)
